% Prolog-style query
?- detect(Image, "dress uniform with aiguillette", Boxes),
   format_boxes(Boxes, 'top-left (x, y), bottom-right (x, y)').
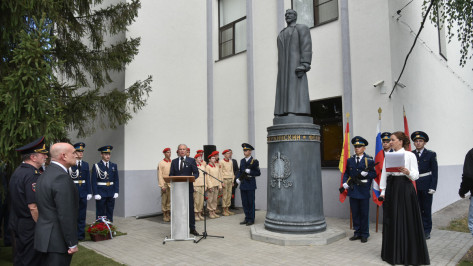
top-left (342, 137), bottom-right (377, 242)
top-left (411, 131), bottom-right (438, 239)
top-left (237, 143), bottom-right (261, 226)
top-left (69, 142), bottom-right (91, 240)
top-left (91, 146), bottom-right (119, 222)
top-left (9, 137), bottom-right (48, 266)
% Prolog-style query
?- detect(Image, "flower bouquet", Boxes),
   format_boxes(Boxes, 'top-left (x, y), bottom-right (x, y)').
top-left (87, 217), bottom-right (116, 242)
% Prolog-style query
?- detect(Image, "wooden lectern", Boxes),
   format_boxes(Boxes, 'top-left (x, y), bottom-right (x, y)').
top-left (163, 176), bottom-right (195, 243)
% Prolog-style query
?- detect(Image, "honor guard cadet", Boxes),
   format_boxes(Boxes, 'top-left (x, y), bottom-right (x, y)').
top-left (92, 146), bottom-right (119, 222)
top-left (196, 149), bottom-right (206, 167)
top-left (220, 149), bottom-right (235, 216)
top-left (69, 142), bottom-right (92, 240)
top-left (342, 137), bottom-right (377, 243)
top-left (157, 148), bottom-right (172, 222)
top-left (381, 132), bottom-right (393, 152)
top-left (206, 151), bottom-right (222, 219)
top-left (193, 154), bottom-right (207, 221)
top-left (411, 131), bottom-right (438, 239)
top-left (236, 143), bottom-right (261, 226)
top-left (9, 137), bottom-right (48, 265)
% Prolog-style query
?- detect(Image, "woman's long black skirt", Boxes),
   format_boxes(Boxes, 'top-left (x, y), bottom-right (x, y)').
top-left (381, 175), bottom-right (430, 265)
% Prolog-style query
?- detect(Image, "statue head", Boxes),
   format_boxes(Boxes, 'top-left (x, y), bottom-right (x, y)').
top-left (285, 9), bottom-right (297, 25)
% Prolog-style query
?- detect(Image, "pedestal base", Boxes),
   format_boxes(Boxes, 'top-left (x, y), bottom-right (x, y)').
top-left (251, 224), bottom-right (346, 246)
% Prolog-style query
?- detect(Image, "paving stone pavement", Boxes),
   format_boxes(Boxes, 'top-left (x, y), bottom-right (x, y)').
top-left (80, 202), bottom-right (473, 266)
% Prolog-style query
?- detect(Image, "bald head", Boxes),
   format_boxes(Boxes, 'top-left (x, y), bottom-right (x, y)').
top-left (50, 143), bottom-right (77, 168)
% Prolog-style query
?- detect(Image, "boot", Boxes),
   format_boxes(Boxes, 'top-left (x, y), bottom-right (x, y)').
top-left (209, 211), bottom-right (216, 219)
top-left (227, 208), bottom-right (235, 215)
top-left (222, 208), bottom-right (230, 216)
top-left (163, 211), bottom-right (170, 222)
top-left (215, 208), bottom-right (221, 214)
top-left (195, 212), bottom-right (201, 221)
top-left (198, 212), bottom-right (204, 220)
top-left (214, 211), bottom-right (220, 218)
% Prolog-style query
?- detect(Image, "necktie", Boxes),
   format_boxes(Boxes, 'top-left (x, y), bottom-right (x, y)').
top-left (106, 162), bottom-right (109, 169)
top-left (356, 157), bottom-right (360, 165)
top-left (180, 157), bottom-right (185, 170)
top-left (78, 161), bottom-right (81, 170)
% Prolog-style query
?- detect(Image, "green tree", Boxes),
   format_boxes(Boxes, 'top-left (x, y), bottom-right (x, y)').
top-left (425, 0), bottom-right (473, 68)
top-left (0, 0), bottom-right (152, 177)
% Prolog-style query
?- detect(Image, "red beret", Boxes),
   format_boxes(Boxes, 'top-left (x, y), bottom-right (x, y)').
top-left (186, 148), bottom-right (190, 151)
top-left (208, 151), bottom-right (219, 159)
top-left (162, 148), bottom-right (170, 153)
top-left (222, 149), bottom-right (230, 155)
top-left (196, 149), bottom-right (204, 153)
top-left (194, 153), bottom-right (202, 159)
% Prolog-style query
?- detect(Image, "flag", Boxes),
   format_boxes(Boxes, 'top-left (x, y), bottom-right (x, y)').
top-left (339, 117), bottom-right (350, 203)
top-left (373, 117), bottom-right (383, 206)
top-left (403, 106), bottom-right (411, 151)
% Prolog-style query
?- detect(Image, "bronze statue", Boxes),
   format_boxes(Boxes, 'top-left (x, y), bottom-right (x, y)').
top-left (274, 9), bottom-right (312, 117)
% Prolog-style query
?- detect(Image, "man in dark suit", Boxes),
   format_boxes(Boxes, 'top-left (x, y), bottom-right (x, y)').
top-left (68, 142), bottom-right (92, 240)
top-left (35, 143), bottom-right (79, 265)
top-left (236, 143), bottom-right (261, 226)
top-left (169, 144), bottom-right (200, 236)
top-left (342, 137), bottom-right (377, 243)
top-left (229, 149), bottom-right (239, 210)
top-left (411, 131), bottom-right (438, 240)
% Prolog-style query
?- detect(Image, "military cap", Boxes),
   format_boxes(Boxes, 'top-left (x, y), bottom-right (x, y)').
top-left (351, 136), bottom-right (368, 146)
top-left (98, 145), bottom-right (113, 153)
top-left (196, 149), bottom-right (204, 154)
top-left (208, 151), bottom-right (219, 159)
top-left (73, 142), bottom-right (86, 151)
top-left (194, 153), bottom-right (202, 159)
top-left (242, 143), bottom-right (254, 151)
top-left (162, 147), bottom-right (170, 153)
top-left (222, 149), bottom-right (230, 155)
top-left (381, 132), bottom-right (391, 141)
top-left (16, 136), bottom-right (48, 154)
top-left (411, 131), bottom-right (429, 142)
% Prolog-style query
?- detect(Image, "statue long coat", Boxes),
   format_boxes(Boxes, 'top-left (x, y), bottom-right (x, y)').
top-left (274, 24), bottom-right (312, 116)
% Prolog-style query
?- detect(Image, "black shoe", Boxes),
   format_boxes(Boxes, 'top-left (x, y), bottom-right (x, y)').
top-left (425, 233), bottom-right (431, 240)
top-left (246, 222), bottom-right (254, 226)
top-left (229, 206), bottom-right (237, 210)
top-left (349, 235), bottom-right (361, 241)
top-left (361, 237), bottom-right (368, 243)
top-left (240, 220), bottom-right (248, 225)
top-left (190, 229), bottom-right (200, 236)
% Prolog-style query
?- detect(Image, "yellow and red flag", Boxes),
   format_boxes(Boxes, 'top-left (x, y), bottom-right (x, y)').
top-left (339, 114), bottom-right (350, 203)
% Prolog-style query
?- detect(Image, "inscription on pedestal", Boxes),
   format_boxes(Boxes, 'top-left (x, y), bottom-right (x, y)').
top-left (270, 152), bottom-right (292, 189)
top-left (267, 135), bottom-right (320, 143)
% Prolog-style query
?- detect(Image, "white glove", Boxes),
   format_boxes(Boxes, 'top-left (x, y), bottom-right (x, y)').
top-left (428, 189), bottom-right (435, 195)
top-left (113, 193), bottom-right (119, 199)
top-left (236, 178), bottom-right (241, 185)
top-left (86, 194), bottom-right (92, 200)
top-left (361, 171), bottom-right (368, 177)
top-left (94, 195), bottom-right (102, 200)
top-left (245, 169), bottom-right (250, 174)
top-left (343, 183), bottom-right (349, 189)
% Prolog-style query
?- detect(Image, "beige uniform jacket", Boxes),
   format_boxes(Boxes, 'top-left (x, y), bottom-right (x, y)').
top-left (157, 159), bottom-right (171, 189)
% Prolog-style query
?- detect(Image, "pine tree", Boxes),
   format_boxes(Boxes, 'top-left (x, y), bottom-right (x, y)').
top-left (0, 0), bottom-right (152, 179)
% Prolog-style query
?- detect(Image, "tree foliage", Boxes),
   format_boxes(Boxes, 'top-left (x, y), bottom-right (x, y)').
top-left (0, 0), bottom-right (152, 175)
top-left (424, 0), bottom-right (473, 68)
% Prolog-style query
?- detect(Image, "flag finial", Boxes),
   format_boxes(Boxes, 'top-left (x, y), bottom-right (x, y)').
top-left (378, 108), bottom-right (382, 120)
top-left (346, 112), bottom-right (350, 118)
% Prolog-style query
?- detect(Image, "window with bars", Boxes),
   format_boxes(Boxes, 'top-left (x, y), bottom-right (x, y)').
top-left (292, 0), bottom-right (339, 28)
top-left (219, 0), bottom-right (247, 59)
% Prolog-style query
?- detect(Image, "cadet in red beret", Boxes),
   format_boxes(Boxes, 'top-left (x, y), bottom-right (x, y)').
top-left (193, 154), bottom-right (208, 221)
top-left (206, 151), bottom-right (222, 218)
top-left (196, 149), bottom-right (206, 167)
top-left (157, 148), bottom-right (172, 222)
top-left (220, 149), bottom-right (235, 216)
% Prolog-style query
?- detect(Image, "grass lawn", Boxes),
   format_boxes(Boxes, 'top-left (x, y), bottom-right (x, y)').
top-left (442, 216), bottom-right (473, 265)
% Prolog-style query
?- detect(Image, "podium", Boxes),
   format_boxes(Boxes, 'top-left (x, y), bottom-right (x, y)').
top-left (163, 176), bottom-right (195, 243)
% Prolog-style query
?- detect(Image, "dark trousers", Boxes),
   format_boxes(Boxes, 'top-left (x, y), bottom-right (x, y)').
top-left (77, 197), bottom-right (87, 239)
top-left (14, 218), bottom-right (41, 266)
top-left (40, 252), bottom-right (72, 266)
top-left (189, 185), bottom-right (195, 230)
top-left (417, 190), bottom-right (433, 234)
top-left (240, 189), bottom-right (255, 223)
top-left (350, 197), bottom-right (370, 238)
top-left (96, 197), bottom-right (115, 222)
top-left (230, 185), bottom-right (237, 207)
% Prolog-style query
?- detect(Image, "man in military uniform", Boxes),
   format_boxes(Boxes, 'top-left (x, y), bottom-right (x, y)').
top-left (236, 143), bottom-right (261, 226)
top-left (9, 136), bottom-right (48, 265)
top-left (157, 148), bottom-right (172, 222)
top-left (381, 132), bottom-right (392, 152)
top-left (68, 142), bottom-right (92, 240)
top-left (91, 146), bottom-right (119, 222)
top-left (411, 131), bottom-right (438, 239)
top-left (342, 136), bottom-right (377, 243)
top-left (220, 149), bottom-right (235, 216)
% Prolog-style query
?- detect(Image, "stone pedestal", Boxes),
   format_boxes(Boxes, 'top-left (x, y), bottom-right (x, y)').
top-left (264, 116), bottom-right (326, 233)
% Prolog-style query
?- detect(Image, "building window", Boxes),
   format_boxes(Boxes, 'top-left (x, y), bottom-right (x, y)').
top-left (219, 0), bottom-right (247, 59)
top-left (310, 97), bottom-right (343, 167)
top-left (436, 3), bottom-right (447, 60)
top-left (292, 0), bottom-right (338, 28)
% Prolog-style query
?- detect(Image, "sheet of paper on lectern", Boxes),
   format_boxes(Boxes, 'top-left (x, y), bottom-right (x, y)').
top-left (385, 152), bottom-right (405, 172)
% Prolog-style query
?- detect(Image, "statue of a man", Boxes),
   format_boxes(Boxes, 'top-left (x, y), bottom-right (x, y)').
top-left (274, 9), bottom-right (312, 117)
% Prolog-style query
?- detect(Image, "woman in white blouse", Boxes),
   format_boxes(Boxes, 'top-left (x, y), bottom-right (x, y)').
top-left (380, 131), bottom-right (430, 265)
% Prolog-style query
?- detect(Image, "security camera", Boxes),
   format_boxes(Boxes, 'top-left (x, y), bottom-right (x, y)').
top-left (373, 80), bottom-right (384, 87)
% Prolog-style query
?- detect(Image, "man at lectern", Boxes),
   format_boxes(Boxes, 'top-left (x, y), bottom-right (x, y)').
top-left (169, 144), bottom-right (200, 236)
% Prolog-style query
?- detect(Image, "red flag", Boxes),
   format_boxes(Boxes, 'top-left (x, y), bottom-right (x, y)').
top-left (339, 115), bottom-right (350, 203)
top-left (403, 106), bottom-right (411, 151)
